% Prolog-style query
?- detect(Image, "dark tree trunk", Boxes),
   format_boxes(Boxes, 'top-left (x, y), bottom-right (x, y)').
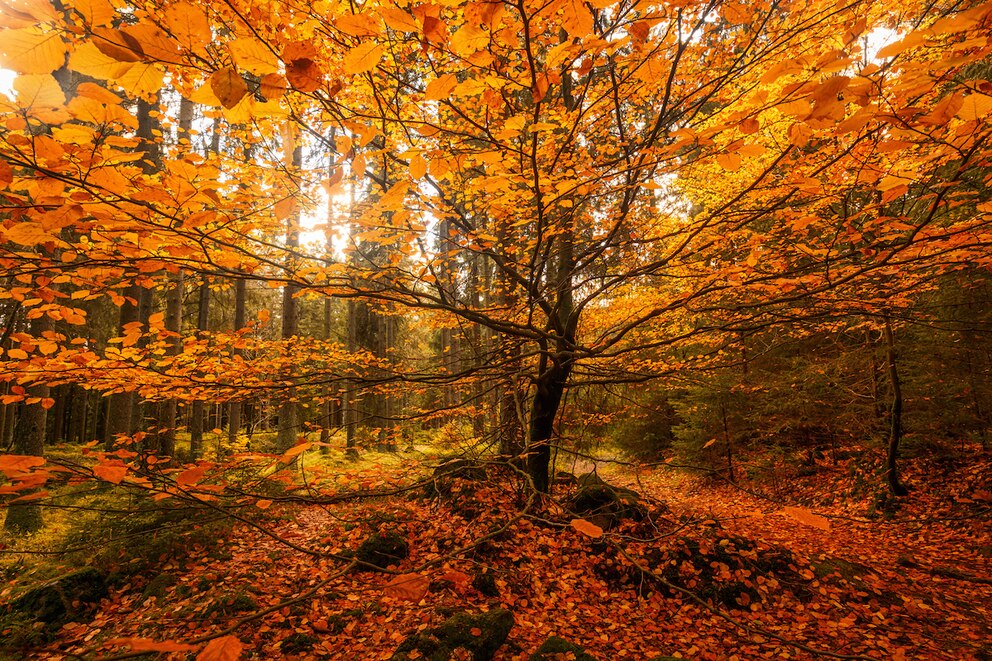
top-left (884, 316), bottom-right (908, 496)
top-left (526, 357), bottom-right (571, 493)
top-left (4, 314), bottom-right (52, 533)
top-left (276, 143), bottom-right (302, 452)
top-left (227, 277), bottom-right (247, 451)
top-left (189, 280), bottom-right (210, 459)
top-left (104, 283), bottom-right (141, 450)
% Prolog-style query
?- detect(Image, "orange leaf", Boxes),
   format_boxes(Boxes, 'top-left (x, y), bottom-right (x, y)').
top-left (438, 569), bottom-right (471, 585)
top-left (425, 73), bottom-right (457, 101)
top-left (0, 454), bottom-right (45, 474)
top-left (209, 68), bottom-right (248, 109)
top-left (286, 58), bottom-right (323, 93)
top-left (383, 573), bottom-right (429, 602)
top-left (176, 464), bottom-right (210, 487)
top-left (343, 42), bottom-right (384, 75)
top-left (255, 499), bottom-right (272, 510)
top-left (259, 73), bottom-right (287, 100)
top-left (279, 442), bottom-right (311, 462)
top-left (93, 462), bottom-right (127, 484)
top-left (716, 153), bottom-right (741, 171)
top-left (196, 635), bottom-right (243, 661)
top-left (8, 490), bottom-right (48, 504)
top-left (570, 518), bottom-right (603, 538)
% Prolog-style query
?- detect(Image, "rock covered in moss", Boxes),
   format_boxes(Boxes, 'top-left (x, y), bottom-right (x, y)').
top-left (392, 608), bottom-right (514, 660)
top-left (355, 530), bottom-right (409, 570)
top-left (569, 475), bottom-right (646, 530)
top-left (529, 636), bottom-right (598, 660)
top-left (9, 567), bottom-right (107, 626)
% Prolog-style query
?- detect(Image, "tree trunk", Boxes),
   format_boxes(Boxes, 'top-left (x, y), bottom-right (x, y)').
top-left (276, 142), bottom-right (302, 452)
top-left (227, 277), bottom-right (246, 451)
top-left (4, 313), bottom-right (52, 533)
top-left (526, 357), bottom-right (571, 493)
top-left (189, 279), bottom-right (210, 458)
top-left (526, 212), bottom-right (576, 493)
top-left (104, 283), bottom-right (141, 450)
top-left (160, 267), bottom-right (184, 459)
top-left (884, 316), bottom-right (908, 496)
top-left (721, 398), bottom-right (735, 482)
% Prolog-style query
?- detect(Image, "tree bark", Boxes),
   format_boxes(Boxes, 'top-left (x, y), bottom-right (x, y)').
top-left (884, 316), bottom-right (908, 496)
top-left (4, 313), bottom-right (52, 533)
top-left (276, 142), bottom-right (302, 452)
top-left (189, 279), bottom-right (210, 458)
top-left (227, 277), bottom-right (246, 451)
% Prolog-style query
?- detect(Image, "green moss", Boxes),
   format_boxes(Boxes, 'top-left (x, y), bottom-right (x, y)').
top-left (392, 608), bottom-right (514, 661)
top-left (282, 632), bottom-right (318, 653)
top-left (0, 567), bottom-right (108, 654)
top-left (141, 572), bottom-right (177, 600)
top-left (530, 636), bottom-right (598, 660)
top-left (355, 530), bottom-right (409, 570)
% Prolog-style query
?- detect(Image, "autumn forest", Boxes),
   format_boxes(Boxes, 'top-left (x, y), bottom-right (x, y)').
top-left (0, 0), bottom-right (990, 658)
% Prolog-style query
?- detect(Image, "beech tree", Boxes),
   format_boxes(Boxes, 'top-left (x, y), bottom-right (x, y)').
top-left (0, 0), bottom-right (991, 494)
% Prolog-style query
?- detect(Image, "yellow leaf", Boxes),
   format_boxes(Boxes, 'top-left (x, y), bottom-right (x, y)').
top-left (343, 42), bottom-right (384, 75)
top-left (73, 0), bottom-right (118, 27)
top-left (115, 62), bottom-right (163, 100)
top-left (5, 221), bottom-right (52, 246)
top-left (957, 94), bottom-right (992, 122)
top-left (561, 0), bottom-right (593, 39)
top-left (379, 6), bottom-right (419, 32)
top-left (228, 38), bottom-right (280, 75)
top-left (450, 23), bottom-right (488, 57)
top-left (69, 41), bottom-right (133, 81)
top-left (570, 518), bottom-right (604, 538)
top-left (0, 27), bottom-right (66, 74)
top-left (336, 13), bottom-right (382, 37)
top-left (425, 73), bottom-right (457, 101)
top-left (13, 74), bottom-right (65, 109)
top-left (163, 4), bottom-right (211, 52)
top-left (875, 31), bottom-right (924, 59)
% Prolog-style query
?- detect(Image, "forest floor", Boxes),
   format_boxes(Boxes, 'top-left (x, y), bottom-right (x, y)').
top-left (6, 445), bottom-right (992, 660)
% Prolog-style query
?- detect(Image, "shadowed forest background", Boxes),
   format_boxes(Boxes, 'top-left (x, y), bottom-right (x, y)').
top-left (0, 0), bottom-right (990, 658)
